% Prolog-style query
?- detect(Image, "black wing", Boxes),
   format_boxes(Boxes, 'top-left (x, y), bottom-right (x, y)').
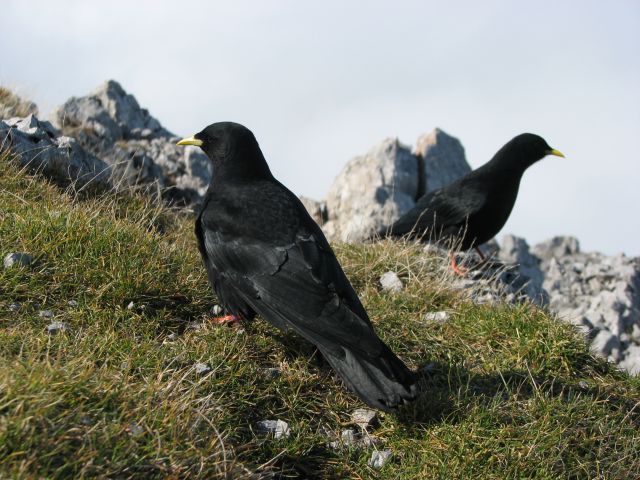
top-left (198, 187), bottom-right (416, 410)
top-left (388, 176), bottom-right (487, 239)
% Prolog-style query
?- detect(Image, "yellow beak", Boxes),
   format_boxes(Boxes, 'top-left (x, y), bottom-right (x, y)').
top-left (548, 148), bottom-right (565, 158)
top-left (176, 135), bottom-right (203, 146)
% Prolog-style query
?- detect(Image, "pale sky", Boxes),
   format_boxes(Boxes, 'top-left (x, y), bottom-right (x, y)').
top-left (2, 0), bottom-right (639, 255)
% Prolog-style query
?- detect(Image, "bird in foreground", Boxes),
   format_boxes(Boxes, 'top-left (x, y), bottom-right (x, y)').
top-left (380, 133), bottom-right (565, 274)
top-left (177, 122), bottom-right (417, 412)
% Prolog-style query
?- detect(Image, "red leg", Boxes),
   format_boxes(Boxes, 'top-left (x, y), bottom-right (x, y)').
top-left (208, 314), bottom-right (239, 325)
top-left (449, 252), bottom-right (468, 276)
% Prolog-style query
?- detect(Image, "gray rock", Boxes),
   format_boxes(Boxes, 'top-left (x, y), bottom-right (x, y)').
top-left (3, 252), bottom-right (34, 268)
top-left (211, 305), bottom-right (223, 316)
top-left (128, 422), bottom-right (144, 437)
top-left (39, 310), bottom-right (54, 318)
top-left (532, 236), bottom-right (581, 262)
top-left (194, 362), bottom-right (211, 375)
top-left (67, 300), bottom-right (78, 307)
top-left (379, 271), bottom-right (403, 292)
top-left (299, 196), bottom-right (328, 226)
top-left (8, 302), bottom-right (20, 312)
top-left (324, 138), bottom-right (418, 242)
top-left (340, 429), bottom-right (360, 446)
top-left (51, 80), bottom-right (211, 205)
top-left (0, 115), bottom-right (111, 189)
top-left (46, 321), bottom-right (69, 334)
top-left (497, 234), bottom-right (548, 305)
top-left (415, 128), bottom-right (471, 193)
top-left (351, 408), bottom-right (378, 430)
top-left (619, 344), bottom-right (640, 375)
top-left (256, 419), bottom-right (290, 439)
top-left (263, 367), bottom-right (281, 378)
top-left (368, 449), bottom-right (392, 469)
top-left (424, 311), bottom-right (450, 323)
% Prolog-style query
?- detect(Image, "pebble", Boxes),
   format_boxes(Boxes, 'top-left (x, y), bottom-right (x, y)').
top-left (351, 408), bottom-right (378, 430)
top-left (424, 311), bottom-right (450, 323)
top-left (379, 271), bottom-right (403, 292)
top-left (3, 252), bottom-right (34, 268)
top-left (39, 310), bottom-right (54, 318)
top-left (128, 422), bottom-right (144, 437)
top-left (9, 302), bottom-right (20, 312)
top-left (263, 367), bottom-right (281, 378)
top-left (194, 362), bottom-right (211, 375)
top-left (211, 305), bottom-right (223, 315)
top-left (126, 301), bottom-right (135, 310)
top-left (256, 419), bottom-right (290, 439)
top-left (47, 321), bottom-right (70, 334)
top-left (67, 300), bottom-right (78, 307)
top-left (369, 449), bottom-right (392, 469)
top-left (341, 429), bottom-right (359, 446)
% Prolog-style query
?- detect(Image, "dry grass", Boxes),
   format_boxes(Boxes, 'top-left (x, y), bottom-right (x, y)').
top-left (0, 87), bottom-right (38, 119)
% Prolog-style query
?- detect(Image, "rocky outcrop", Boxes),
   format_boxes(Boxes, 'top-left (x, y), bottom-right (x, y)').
top-left (0, 115), bottom-right (111, 188)
top-left (482, 235), bottom-right (640, 375)
top-left (533, 237), bottom-right (640, 374)
top-left (51, 80), bottom-right (211, 205)
top-left (322, 130), bottom-right (471, 242)
top-left (415, 128), bottom-right (470, 193)
top-left (324, 138), bottom-right (417, 242)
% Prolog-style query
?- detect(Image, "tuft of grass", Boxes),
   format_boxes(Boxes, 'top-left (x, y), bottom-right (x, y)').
top-left (0, 86), bottom-right (38, 119)
top-left (1, 149), bottom-right (639, 479)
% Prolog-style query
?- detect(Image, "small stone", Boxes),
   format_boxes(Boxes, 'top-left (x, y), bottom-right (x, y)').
top-left (379, 271), bottom-right (403, 292)
top-left (361, 434), bottom-right (380, 447)
top-left (263, 367), bottom-right (281, 378)
top-left (67, 300), bottom-right (78, 307)
top-left (39, 310), bottom-right (54, 318)
top-left (341, 429), bottom-right (360, 446)
top-left (3, 252), bottom-right (34, 268)
top-left (211, 305), bottom-right (223, 315)
top-left (186, 321), bottom-right (203, 331)
top-left (194, 362), bottom-right (211, 374)
top-left (424, 311), bottom-right (450, 323)
top-left (256, 419), bottom-right (290, 439)
top-left (578, 380), bottom-right (589, 390)
top-left (8, 302), bottom-right (20, 312)
top-left (126, 301), bottom-right (135, 310)
top-left (164, 332), bottom-right (178, 342)
top-left (368, 449), bottom-right (392, 469)
top-left (351, 408), bottom-right (378, 430)
top-left (46, 321), bottom-right (70, 334)
top-left (128, 422), bottom-right (144, 437)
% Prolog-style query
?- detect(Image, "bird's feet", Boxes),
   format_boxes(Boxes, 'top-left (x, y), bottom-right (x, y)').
top-left (449, 252), bottom-right (469, 276)
top-left (208, 314), bottom-right (240, 325)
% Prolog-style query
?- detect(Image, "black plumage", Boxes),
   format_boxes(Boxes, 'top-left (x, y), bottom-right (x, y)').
top-left (178, 122), bottom-right (417, 412)
top-left (383, 133), bottom-right (564, 251)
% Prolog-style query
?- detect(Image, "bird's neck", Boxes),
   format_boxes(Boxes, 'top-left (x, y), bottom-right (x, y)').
top-left (214, 147), bottom-right (274, 184)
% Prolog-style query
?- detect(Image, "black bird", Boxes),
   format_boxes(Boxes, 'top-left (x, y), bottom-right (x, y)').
top-left (381, 133), bottom-right (564, 273)
top-left (177, 122), bottom-right (417, 411)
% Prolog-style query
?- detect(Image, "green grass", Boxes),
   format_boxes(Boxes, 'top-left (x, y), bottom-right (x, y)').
top-left (1, 150), bottom-right (639, 479)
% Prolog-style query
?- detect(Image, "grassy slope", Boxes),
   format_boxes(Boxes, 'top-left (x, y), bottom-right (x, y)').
top-left (0, 152), bottom-right (638, 479)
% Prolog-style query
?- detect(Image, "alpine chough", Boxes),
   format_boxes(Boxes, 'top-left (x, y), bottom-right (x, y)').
top-left (177, 122), bottom-right (417, 412)
top-left (381, 133), bottom-right (564, 273)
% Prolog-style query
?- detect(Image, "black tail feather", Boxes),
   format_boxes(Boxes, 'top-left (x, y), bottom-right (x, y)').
top-left (321, 345), bottom-right (418, 412)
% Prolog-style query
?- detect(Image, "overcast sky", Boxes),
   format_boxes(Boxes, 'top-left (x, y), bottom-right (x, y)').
top-left (3, 0), bottom-right (639, 255)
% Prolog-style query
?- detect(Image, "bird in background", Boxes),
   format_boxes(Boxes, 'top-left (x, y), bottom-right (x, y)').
top-left (177, 122), bottom-right (417, 412)
top-left (380, 133), bottom-right (565, 274)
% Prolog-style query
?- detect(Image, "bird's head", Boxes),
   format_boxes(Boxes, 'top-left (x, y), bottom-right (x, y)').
top-left (498, 133), bottom-right (565, 170)
top-left (177, 122), bottom-right (272, 179)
